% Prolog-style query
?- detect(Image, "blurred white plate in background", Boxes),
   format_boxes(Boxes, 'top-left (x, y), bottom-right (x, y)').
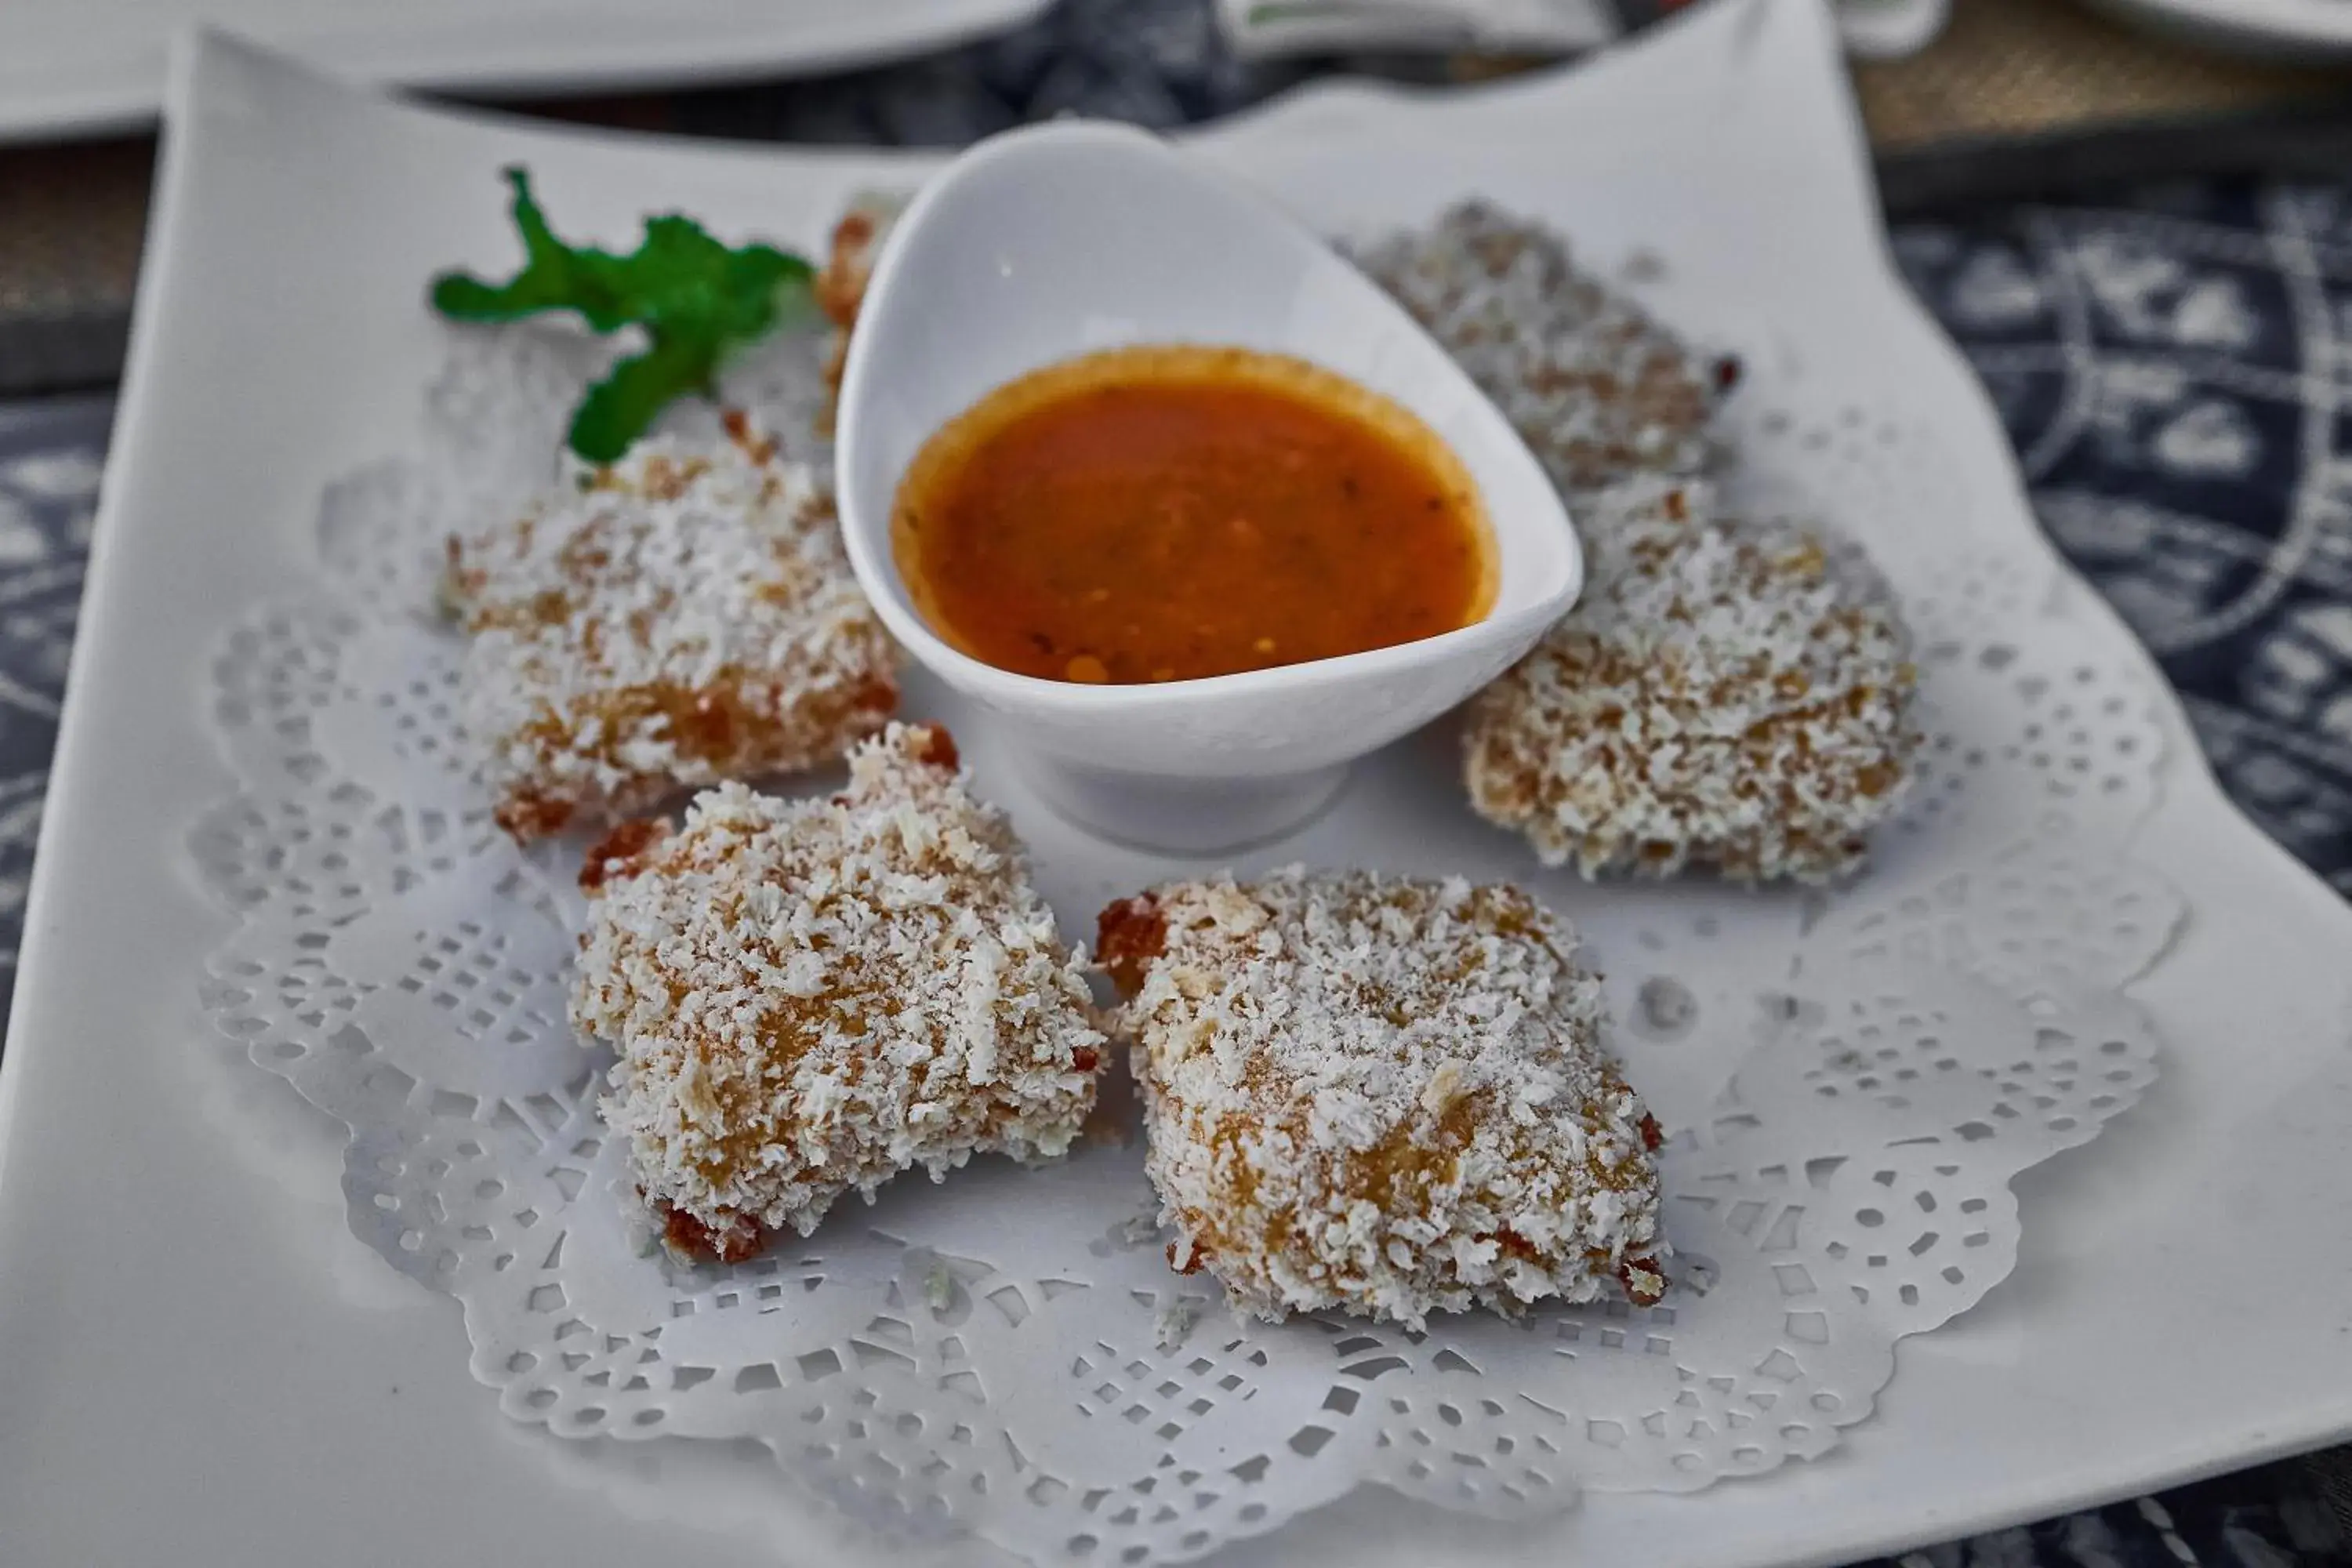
top-left (1217, 0), bottom-right (1623, 58)
top-left (0, 0), bottom-right (1050, 145)
top-left (2082, 0), bottom-right (2352, 60)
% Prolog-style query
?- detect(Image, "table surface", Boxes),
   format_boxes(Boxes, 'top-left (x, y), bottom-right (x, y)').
top-left (0, 1), bottom-right (2348, 1563)
top-left (12, 0), bottom-right (2352, 397)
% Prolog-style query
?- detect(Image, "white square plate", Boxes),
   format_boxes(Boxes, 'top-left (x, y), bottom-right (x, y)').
top-left (0, 0), bottom-right (1045, 145)
top-left (3, 5), bottom-right (2350, 1566)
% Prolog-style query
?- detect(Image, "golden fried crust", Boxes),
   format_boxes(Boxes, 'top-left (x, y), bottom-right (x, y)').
top-left (579, 818), bottom-right (670, 895)
top-left (572, 724), bottom-right (1104, 1260)
top-left (1105, 869), bottom-right (1664, 1328)
top-left (655, 1195), bottom-right (764, 1266)
top-left (1466, 476), bottom-right (1917, 884)
top-left (445, 416), bottom-right (901, 843)
top-left (815, 193), bottom-right (909, 432)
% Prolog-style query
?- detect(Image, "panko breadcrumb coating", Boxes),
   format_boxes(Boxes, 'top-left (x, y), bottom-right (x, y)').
top-left (815, 191), bottom-right (909, 427)
top-left (1352, 199), bottom-right (1737, 497)
top-left (445, 414), bottom-right (899, 840)
top-left (1466, 476), bottom-right (1918, 884)
top-left (1098, 869), bottom-right (1664, 1329)
top-left (573, 724), bottom-right (1106, 1264)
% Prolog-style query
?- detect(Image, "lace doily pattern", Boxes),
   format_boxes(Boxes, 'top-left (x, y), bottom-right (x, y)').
top-left (193, 316), bottom-right (2179, 1566)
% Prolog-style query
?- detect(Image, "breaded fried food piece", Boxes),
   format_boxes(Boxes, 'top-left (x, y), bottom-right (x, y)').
top-left (1098, 869), bottom-right (1664, 1328)
top-left (815, 191), bottom-right (909, 428)
top-left (1352, 200), bottom-right (1737, 497)
top-left (445, 414), bottom-right (898, 840)
top-left (573, 723), bottom-right (1106, 1263)
top-left (1466, 476), bottom-right (1917, 884)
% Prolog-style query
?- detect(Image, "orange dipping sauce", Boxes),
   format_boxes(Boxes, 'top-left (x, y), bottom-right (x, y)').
top-left (890, 344), bottom-right (1494, 685)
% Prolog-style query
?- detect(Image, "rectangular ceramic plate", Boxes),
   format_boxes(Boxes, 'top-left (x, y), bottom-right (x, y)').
top-left (0, 0), bottom-right (1047, 145)
top-left (3, 5), bottom-right (2351, 1566)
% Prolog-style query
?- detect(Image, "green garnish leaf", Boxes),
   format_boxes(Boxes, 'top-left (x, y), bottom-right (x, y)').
top-left (430, 167), bottom-right (815, 463)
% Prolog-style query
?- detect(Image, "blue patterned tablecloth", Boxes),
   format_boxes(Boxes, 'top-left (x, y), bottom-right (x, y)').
top-left (1, 2), bottom-right (2347, 1563)
top-left (1897, 183), bottom-right (2352, 901)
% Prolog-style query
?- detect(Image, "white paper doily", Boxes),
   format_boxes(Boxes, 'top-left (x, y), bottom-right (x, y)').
top-left (194, 299), bottom-right (2177, 1567)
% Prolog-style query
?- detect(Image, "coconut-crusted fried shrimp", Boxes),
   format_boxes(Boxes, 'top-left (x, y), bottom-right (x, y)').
top-left (444, 413), bottom-right (900, 840)
top-left (572, 723), bottom-right (1106, 1264)
top-left (1098, 869), bottom-right (1664, 1329)
top-left (1465, 475), bottom-right (1918, 883)
top-left (815, 191), bottom-right (909, 427)
top-left (1351, 199), bottom-right (1737, 498)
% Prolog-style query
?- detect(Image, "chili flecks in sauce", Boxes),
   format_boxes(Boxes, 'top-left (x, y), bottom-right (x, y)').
top-left (891, 344), bottom-right (1494, 685)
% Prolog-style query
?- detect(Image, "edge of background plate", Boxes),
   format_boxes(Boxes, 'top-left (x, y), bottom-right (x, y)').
top-left (0, 79), bottom-right (156, 147)
top-left (0, 0), bottom-right (1052, 145)
top-left (2080, 0), bottom-right (2352, 57)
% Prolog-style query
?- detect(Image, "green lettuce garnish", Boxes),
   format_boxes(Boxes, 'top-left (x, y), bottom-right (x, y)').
top-left (430, 167), bottom-right (815, 463)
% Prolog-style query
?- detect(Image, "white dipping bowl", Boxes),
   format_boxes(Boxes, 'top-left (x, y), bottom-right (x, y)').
top-left (835, 121), bottom-right (1580, 853)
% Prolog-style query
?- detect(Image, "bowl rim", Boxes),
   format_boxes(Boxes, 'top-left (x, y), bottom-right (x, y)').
top-left (833, 118), bottom-right (1582, 712)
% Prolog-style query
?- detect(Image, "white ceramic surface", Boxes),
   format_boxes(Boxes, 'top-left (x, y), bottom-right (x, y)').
top-left (1215, 0), bottom-right (1949, 62)
top-left (0, 0), bottom-right (1048, 145)
top-left (5, 7), bottom-right (2352, 1568)
top-left (2080, 0), bottom-right (2352, 60)
top-left (1216, 0), bottom-right (1621, 59)
top-left (1837, 0), bottom-right (1951, 60)
top-left (837, 121), bottom-right (1580, 851)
